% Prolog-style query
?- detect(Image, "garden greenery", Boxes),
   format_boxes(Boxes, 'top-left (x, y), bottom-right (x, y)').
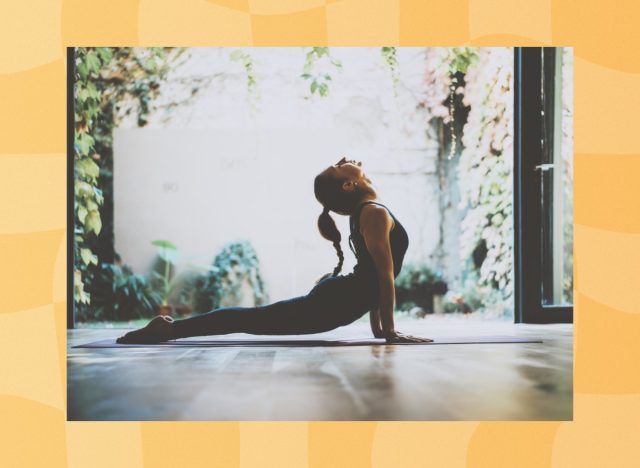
top-left (457, 48), bottom-right (513, 298)
top-left (75, 47), bottom-right (517, 321)
top-left (395, 264), bottom-right (447, 313)
top-left (380, 47), bottom-right (400, 95)
top-left (74, 47), bottom-right (181, 311)
top-left (230, 49), bottom-right (259, 108)
top-left (192, 240), bottom-right (268, 314)
top-left (421, 48), bottom-right (513, 306)
top-left (301, 47), bottom-right (342, 98)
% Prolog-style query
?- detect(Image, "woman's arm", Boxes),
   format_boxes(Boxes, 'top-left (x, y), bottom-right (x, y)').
top-left (369, 308), bottom-right (384, 338)
top-left (360, 205), bottom-right (433, 344)
top-left (359, 205), bottom-right (397, 337)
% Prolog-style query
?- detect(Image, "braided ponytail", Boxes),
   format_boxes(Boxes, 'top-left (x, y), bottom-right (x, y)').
top-left (317, 207), bottom-right (344, 281)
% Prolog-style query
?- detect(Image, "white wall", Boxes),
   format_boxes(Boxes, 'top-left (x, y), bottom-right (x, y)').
top-left (113, 48), bottom-right (443, 302)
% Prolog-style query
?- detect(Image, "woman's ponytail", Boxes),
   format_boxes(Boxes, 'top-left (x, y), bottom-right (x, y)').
top-left (317, 207), bottom-right (344, 281)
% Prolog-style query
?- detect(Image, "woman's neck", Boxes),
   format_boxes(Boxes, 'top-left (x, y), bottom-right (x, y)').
top-left (360, 194), bottom-right (378, 204)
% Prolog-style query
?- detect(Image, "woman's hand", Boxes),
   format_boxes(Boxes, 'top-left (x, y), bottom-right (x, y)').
top-left (383, 331), bottom-right (434, 344)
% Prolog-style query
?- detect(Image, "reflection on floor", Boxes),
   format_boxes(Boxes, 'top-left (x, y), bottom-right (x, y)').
top-left (67, 316), bottom-right (573, 421)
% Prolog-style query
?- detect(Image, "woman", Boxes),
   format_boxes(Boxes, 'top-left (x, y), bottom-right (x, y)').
top-left (117, 157), bottom-right (432, 344)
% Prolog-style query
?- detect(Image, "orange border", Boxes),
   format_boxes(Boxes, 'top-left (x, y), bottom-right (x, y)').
top-left (1, 1), bottom-right (639, 466)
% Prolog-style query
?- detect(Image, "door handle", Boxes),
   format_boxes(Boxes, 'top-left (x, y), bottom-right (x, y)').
top-left (534, 163), bottom-right (554, 172)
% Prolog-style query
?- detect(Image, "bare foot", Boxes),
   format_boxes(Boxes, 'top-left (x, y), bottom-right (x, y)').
top-left (116, 316), bottom-right (175, 344)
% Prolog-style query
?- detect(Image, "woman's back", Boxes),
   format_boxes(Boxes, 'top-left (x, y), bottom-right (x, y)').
top-left (348, 201), bottom-right (409, 280)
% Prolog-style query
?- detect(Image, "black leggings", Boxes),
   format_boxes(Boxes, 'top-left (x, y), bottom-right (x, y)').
top-left (171, 274), bottom-right (375, 339)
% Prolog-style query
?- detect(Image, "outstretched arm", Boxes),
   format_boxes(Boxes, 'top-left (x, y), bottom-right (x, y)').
top-left (360, 204), bottom-right (433, 344)
top-left (360, 205), bottom-right (396, 338)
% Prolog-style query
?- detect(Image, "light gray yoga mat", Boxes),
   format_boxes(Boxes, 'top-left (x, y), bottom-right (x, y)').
top-left (74, 335), bottom-right (542, 348)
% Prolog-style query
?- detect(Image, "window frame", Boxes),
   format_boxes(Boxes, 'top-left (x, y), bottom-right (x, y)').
top-left (513, 47), bottom-right (573, 324)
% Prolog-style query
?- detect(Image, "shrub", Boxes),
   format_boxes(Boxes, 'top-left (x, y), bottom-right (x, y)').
top-left (77, 262), bottom-right (162, 322)
top-left (395, 264), bottom-right (448, 313)
top-left (191, 240), bottom-right (268, 314)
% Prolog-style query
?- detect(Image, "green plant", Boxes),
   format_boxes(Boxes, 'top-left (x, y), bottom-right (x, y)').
top-left (418, 48), bottom-right (514, 304)
top-left (150, 239), bottom-right (182, 307)
top-left (230, 49), bottom-right (259, 109)
top-left (73, 47), bottom-right (184, 312)
top-left (381, 47), bottom-right (400, 96)
top-left (301, 47), bottom-right (342, 98)
top-left (443, 273), bottom-right (512, 316)
top-left (77, 262), bottom-right (162, 322)
top-left (395, 264), bottom-right (448, 313)
top-left (111, 264), bottom-right (162, 320)
top-left (192, 240), bottom-right (268, 313)
top-left (457, 48), bottom-right (513, 299)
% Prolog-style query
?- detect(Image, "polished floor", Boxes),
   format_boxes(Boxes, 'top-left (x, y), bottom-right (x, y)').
top-left (67, 316), bottom-right (573, 421)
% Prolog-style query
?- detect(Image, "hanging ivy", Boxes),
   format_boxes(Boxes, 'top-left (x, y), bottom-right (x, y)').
top-left (457, 48), bottom-right (514, 299)
top-left (230, 49), bottom-right (259, 109)
top-left (300, 47), bottom-right (342, 98)
top-left (380, 47), bottom-right (400, 96)
top-left (73, 47), bottom-right (182, 310)
top-left (418, 47), bottom-right (513, 305)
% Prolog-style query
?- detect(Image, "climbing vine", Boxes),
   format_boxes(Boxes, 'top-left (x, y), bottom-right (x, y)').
top-left (457, 48), bottom-right (514, 298)
top-left (418, 47), bottom-right (513, 304)
top-left (380, 47), bottom-right (400, 95)
top-left (230, 49), bottom-right (259, 108)
top-left (300, 47), bottom-right (342, 98)
top-left (73, 47), bottom-right (183, 309)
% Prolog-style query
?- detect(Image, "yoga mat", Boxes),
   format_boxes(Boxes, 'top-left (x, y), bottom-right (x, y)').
top-left (74, 335), bottom-right (542, 348)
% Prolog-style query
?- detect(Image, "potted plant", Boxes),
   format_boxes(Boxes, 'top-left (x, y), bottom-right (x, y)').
top-left (191, 240), bottom-right (268, 314)
top-left (81, 261), bottom-right (162, 323)
top-left (395, 264), bottom-right (448, 314)
top-left (150, 239), bottom-right (181, 316)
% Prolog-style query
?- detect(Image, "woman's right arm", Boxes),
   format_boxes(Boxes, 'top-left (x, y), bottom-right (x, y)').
top-left (369, 308), bottom-right (384, 338)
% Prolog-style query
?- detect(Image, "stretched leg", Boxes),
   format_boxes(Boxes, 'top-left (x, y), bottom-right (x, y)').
top-left (116, 275), bottom-right (369, 344)
top-left (171, 295), bottom-right (329, 339)
top-left (174, 275), bottom-right (375, 339)
top-left (117, 295), bottom-right (331, 343)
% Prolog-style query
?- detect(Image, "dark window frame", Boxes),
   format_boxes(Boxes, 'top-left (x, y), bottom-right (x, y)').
top-left (513, 47), bottom-right (573, 324)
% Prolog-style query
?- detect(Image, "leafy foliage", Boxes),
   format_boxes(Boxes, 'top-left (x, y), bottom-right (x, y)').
top-left (301, 47), bottom-right (342, 98)
top-left (457, 48), bottom-right (514, 298)
top-left (73, 47), bottom-right (181, 313)
top-left (380, 47), bottom-right (400, 95)
top-left (192, 240), bottom-right (268, 313)
top-left (442, 272), bottom-right (510, 316)
top-left (418, 47), bottom-right (513, 309)
top-left (150, 239), bottom-right (180, 306)
top-left (395, 264), bottom-right (448, 312)
top-left (230, 49), bottom-right (259, 108)
top-left (76, 262), bottom-right (162, 322)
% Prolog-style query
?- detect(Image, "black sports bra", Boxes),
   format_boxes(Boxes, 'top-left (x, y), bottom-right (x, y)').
top-left (348, 201), bottom-right (409, 279)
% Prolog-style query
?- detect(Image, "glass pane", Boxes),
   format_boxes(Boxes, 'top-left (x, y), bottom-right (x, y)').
top-left (541, 48), bottom-right (573, 306)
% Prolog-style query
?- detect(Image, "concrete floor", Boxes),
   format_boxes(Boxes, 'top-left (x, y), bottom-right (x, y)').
top-left (67, 316), bottom-right (573, 421)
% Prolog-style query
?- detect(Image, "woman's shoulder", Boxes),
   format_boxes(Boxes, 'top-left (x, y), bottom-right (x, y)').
top-left (359, 202), bottom-right (395, 231)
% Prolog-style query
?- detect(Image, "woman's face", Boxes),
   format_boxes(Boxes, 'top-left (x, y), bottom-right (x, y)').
top-left (332, 157), bottom-right (373, 188)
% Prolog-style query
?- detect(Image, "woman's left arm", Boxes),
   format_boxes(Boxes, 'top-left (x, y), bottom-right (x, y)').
top-left (360, 205), bottom-right (433, 344)
top-left (369, 308), bottom-right (384, 338)
top-left (359, 205), bottom-right (397, 338)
